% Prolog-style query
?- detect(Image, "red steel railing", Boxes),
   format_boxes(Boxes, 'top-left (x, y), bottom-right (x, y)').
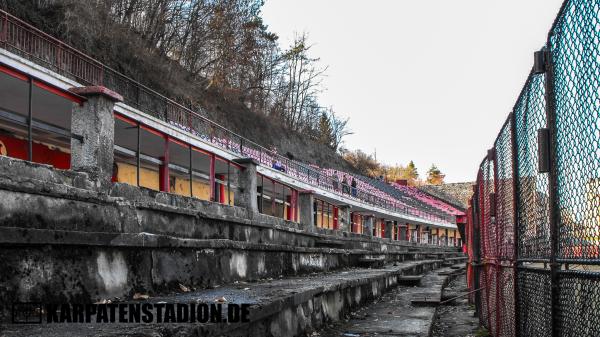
top-left (0, 9), bottom-right (454, 225)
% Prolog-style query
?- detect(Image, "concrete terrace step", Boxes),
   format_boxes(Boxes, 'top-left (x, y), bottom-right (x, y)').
top-left (397, 275), bottom-right (424, 286)
top-left (438, 265), bottom-right (466, 277)
top-left (318, 264), bottom-right (465, 337)
top-left (314, 239), bottom-right (346, 248)
top-left (0, 259), bottom-right (446, 337)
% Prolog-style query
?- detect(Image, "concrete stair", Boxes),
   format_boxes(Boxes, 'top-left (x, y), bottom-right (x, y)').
top-left (317, 263), bottom-right (466, 337)
top-left (0, 156), bottom-right (467, 336)
top-left (1, 256), bottom-right (467, 337)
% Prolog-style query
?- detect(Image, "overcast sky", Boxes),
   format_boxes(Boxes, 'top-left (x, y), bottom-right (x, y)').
top-left (261, 0), bottom-right (564, 183)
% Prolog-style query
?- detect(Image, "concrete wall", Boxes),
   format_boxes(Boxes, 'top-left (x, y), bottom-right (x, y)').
top-left (0, 155), bottom-right (460, 322)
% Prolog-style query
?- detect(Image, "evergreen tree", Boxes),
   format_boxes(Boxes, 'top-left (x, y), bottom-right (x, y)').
top-left (318, 113), bottom-right (335, 149)
top-left (407, 161), bottom-right (419, 180)
top-left (426, 164), bottom-right (445, 185)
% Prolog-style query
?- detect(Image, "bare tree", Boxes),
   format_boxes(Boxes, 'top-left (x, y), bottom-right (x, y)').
top-left (6, 0), bottom-right (352, 149)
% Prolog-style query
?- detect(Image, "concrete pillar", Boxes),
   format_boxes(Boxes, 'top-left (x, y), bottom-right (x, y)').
top-left (70, 86), bottom-right (122, 189)
top-left (232, 158), bottom-right (258, 212)
top-left (399, 224), bottom-right (407, 241)
top-left (337, 205), bottom-right (351, 232)
top-left (298, 191), bottom-right (315, 228)
top-left (384, 220), bottom-right (393, 239)
top-left (364, 216), bottom-right (374, 237)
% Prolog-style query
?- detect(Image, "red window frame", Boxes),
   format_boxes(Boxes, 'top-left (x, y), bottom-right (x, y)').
top-left (113, 112), bottom-right (242, 205)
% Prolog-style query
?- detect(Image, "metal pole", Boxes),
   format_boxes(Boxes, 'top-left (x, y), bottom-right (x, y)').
top-left (189, 146), bottom-right (193, 198)
top-left (27, 77), bottom-right (32, 161)
top-left (258, 175), bottom-right (263, 213)
top-left (227, 162), bottom-right (231, 206)
top-left (270, 178), bottom-right (275, 216)
top-left (320, 199), bottom-right (324, 228)
top-left (280, 183), bottom-right (284, 218)
top-left (136, 123), bottom-right (141, 187)
top-left (492, 146), bottom-right (502, 337)
top-left (473, 181), bottom-right (482, 319)
top-left (510, 109), bottom-right (520, 335)
top-left (209, 153), bottom-right (216, 202)
top-left (544, 48), bottom-right (560, 337)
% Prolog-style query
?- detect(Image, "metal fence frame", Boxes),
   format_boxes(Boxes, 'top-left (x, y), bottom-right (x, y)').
top-left (468, 1), bottom-right (600, 336)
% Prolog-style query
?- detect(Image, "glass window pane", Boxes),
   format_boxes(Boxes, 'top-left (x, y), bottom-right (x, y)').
top-left (31, 85), bottom-right (71, 132)
top-left (114, 118), bottom-right (138, 185)
top-left (263, 178), bottom-right (274, 216)
top-left (257, 174), bottom-right (264, 212)
top-left (325, 204), bottom-right (331, 229)
top-left (0, 71), bottom-right (29, 161)
top-left (315, 201), bottom-right (322, 228)
top-left (227, 164), bottom-right (242, 206)
top-left (215, 158), bottom-right (229, 204)
top-left (191, 149), bottom-right (211, 200)
top-left (284, 186), bottom-right (292, 221)
top-left (169, 140), bottom-right (190, 197)
top-left (274, 182), bottom-right (284, 218)
top-left (29, 84), bottom-right (72, 169)
top-left (139, 128), bottom-right (164, 191)
top-left (0, 71), bottom-right (28, 117)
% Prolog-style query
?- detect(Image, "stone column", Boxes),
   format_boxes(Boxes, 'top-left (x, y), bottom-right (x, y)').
top-left (337, 205), bottom-right (351, 232)
top-left (446, 228), bottom-right (449, 246)
top-left (384, 220), bottom-right (393, 239)
top-left (70, 86), bottom-right (123, 189)
top-left (364, 215), bottom-right (374, 237)
top-left (232, 158), bottom-right (259, 213)
top-left (298, 191), bottom-right (315, 228)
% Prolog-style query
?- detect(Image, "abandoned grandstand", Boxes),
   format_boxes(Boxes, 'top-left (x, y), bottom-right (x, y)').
top-left (0, 8), bottom-right (469, 337)
top-left (4, 0), bottom-right (599, 335)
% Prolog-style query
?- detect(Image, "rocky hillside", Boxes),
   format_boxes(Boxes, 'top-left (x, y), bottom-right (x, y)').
top-left (419, 182), bottom-right (474, 210)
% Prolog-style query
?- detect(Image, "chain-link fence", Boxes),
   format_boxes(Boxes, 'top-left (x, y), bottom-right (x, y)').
top-left (467, 1), bottom-right (600, 336)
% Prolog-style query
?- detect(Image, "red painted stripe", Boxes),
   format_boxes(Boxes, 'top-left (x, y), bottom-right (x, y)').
top-left (192, 146), bottom-right (211, 156)
top-left (0, 64), bottom-right (28, 81)
top-left (33, 80), bottom-right (84, 104)
top-left (169, 137), bottom-right (189, 148)
top-left (140, 124), bottom-right (166, 138)
top-left (115, 113), bottom-right (137, 126)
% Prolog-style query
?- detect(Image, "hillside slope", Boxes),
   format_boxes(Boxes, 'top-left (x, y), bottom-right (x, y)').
top-left (0, 0), bottom-right (356, 172)
top-left (418, 183), bottom-right (474, 210)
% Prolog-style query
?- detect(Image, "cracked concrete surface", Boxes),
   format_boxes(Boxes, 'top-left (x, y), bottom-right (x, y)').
top-left (315, 265), bottom-right (465, 337)
top-left (431, 274), bottom-right (480, 337)
top-left (0, 260), bottom-right (456, 337)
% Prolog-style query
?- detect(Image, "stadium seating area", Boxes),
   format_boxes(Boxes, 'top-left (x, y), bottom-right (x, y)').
top-left (169, 120), bottom-right (464, 224)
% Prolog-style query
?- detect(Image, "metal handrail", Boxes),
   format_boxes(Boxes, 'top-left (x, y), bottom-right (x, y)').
top-left (0, 9), bottom-right (455, 224)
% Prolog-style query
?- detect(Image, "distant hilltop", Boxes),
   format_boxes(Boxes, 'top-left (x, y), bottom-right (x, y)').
top-left (419, 183), bottom-right (474, 210)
